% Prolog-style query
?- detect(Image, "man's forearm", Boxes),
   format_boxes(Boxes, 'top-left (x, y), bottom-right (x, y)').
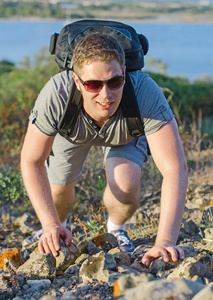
top-left (155, 168), bottom-right (188, 244)
top-left (21, 161), bottom-right (60, 229)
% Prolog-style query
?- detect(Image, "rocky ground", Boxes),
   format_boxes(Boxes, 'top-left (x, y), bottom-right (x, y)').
top-left (0, 179), bottom-right (213, 300)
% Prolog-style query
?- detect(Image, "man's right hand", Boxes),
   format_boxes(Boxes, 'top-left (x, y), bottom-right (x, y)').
top-left (38, 223), bottom-right (72, 257)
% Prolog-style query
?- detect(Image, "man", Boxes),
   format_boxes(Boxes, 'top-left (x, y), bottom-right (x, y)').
top-left (21, 32), bottom-right (188, 267)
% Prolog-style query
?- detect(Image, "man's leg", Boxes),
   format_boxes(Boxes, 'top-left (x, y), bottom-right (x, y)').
top-left (103, 157), bottom-right (141, 226)
top-left (103, 157), bottom-right (141, 253)
top-left (102, 136), bottom-right (149, 253)
top-left (50, 180), bottom-right (77, 224)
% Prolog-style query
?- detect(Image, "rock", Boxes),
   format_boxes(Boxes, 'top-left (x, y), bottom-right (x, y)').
top-left (119, 278), bottom-right (204, 300)
top-left (26, 279), bottom-right (51, 288)
top-left (131, 245), bottom-right (149, 261)
top-left (96, 269), bottom-right (114, 283)
top-left (79, 250), bottom-right (117, 283)
top-left (16, 251), bottom-right (56, 279)
top-left (178, 243), bottom-right (196, 257)
top-left (108, 247), bottom-right (131, 266)
top-left (81, 233), bottom-right (118, 254)
top-left (117, 265), bottom-right (139, 274)
top-left (64, 264), bottom-right (80, 276)
top-left (1, 182), bottom-right (213, 299)
top-left (184, 219), bottom-right (200, 234)
top-left (113, 272), bottom-right (155, 297)
top-left (0, 248), bottom-right (22, 269)
top-left (0, 273), bottom-right (19, 299)
top-left (94, 232), bottom-right (119, 251)
top-left (194, 183), bottom-right (213, 195)
top-left (55, 246), bottom-right (75, 272)
top-left (202, 206), bottom-right (213, 225)
top-left (202, 241), bottom-right (213, 253)
top-left (21, 240), bottom-right (39, 261)
top-left (168, 253), bottom-right (212, 280)
top-left (3, 258), bottom-right (20, 273)
top-left (60, 291), bottom-right (81, 299)
top-left (15, 212), bottom-right (39, 234)
top-left (192, 282), bottom-right (213, 300)
top-left (204, 227), bottom-right (213, 240)
top-left (108, 272), bottom-right (124, 287)
top-left (128, 260), bottom-right (148, 273)
top-left (75, 253), bottom-right (89, 265)
top-left (149, 257), bottom-right (167, 274)
top-left (187, 209), bottom-right (203, 225)
top-left (39, 296), bottom-right (57, 300)
top-left (83, 240), bottom-right (101, 255)
top-left (22, 278), bottom-right (52, 295)
top-left (191, 275), bottom-right (205, 285)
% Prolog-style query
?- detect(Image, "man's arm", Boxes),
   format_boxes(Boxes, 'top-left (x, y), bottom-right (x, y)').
top-left (142, 118), bottom-right (188, 266)
top-left (21, 122), bottom-right (72, 256)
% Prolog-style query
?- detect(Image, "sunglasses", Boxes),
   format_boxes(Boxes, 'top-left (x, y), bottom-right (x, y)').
top-left (77, 74), bottom-right (125, 93)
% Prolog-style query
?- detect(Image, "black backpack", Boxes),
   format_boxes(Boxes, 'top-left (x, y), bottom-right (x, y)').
top-left (49, 19), bottom-right (149, 138)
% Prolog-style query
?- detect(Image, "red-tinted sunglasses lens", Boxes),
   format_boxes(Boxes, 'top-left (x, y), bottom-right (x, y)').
top-left (84, 80), bottom-right (103, 92)
top-left (84, 76), bottom-right (124, 92)
top-left (108, 76), bottom-right (124, 90)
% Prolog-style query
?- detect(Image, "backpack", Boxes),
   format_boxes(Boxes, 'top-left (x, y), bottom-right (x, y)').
top-left (49, 19), bottom-right (149, 138)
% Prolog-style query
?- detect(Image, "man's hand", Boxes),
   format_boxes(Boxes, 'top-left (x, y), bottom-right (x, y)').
top-left (141, 240), bottom-right (185, 267)
top-left (38, 224), bottom-right (72, 257)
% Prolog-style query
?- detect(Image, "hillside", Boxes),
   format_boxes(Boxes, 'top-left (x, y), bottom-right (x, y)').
top-left (0, 1), bottom-right (213, 23)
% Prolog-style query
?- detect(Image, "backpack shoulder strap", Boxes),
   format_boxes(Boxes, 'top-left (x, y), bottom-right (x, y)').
top-left (121, 73), bottom-right (145, 137)
top-left (57, 78), bottom-right (82, 137)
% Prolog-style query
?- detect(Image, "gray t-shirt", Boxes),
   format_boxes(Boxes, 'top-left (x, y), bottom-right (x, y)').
top-left (29, 70), bottom-right (174, 147)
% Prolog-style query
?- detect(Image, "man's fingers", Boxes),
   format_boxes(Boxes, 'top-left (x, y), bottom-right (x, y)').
top-left (165, 246), bottom-right (185, 262)
top-left (141, 250), bottom-right (158, 266)
top-left (164, 246), bottom-right (178, 262)
top-left (52, 233), bottom-right (60, 253)
top-left (37, 226), bottom-right (73, 257)
top-left (38, 232), bottom-right (60, 257)
top-left (38, 239), bottom-right (45, 254)
top-left (38, 238), bottom-right (51, 254)
top-left (158, 249), bottom-right (170, 262)
top-left (176, 246), bottom-right (185, 260)
top-left (63, 233), bottom-right (72, 246)
top-left (141, 253), bottom-right (150, 266)
top-left (60, 229), bottom-right (72, 246)
top-left (46, 235), bottom-right (59, 257)
top-left (142, 256), bottom-right (151, 267)
top-left (43, 239), bottom-right (52, 254)
top-left (141, 244), bottom-right (185, 266)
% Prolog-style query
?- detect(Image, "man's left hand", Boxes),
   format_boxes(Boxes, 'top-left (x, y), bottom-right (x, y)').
top-left (141, 240), bottom-right (185, 267)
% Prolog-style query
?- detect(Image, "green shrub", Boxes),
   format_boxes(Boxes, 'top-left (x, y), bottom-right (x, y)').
top-left (147, 72), bottom-right (213, 123)
top-left (0, 168), bottom-right (29, 203)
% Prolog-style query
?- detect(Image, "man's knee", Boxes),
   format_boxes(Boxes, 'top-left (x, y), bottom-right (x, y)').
top-left (105, 157), bottom-right (141, 200)
top-left (105, 170), bottom-right (141, 205)
top-left (107, 175), bottom-right (139, 194)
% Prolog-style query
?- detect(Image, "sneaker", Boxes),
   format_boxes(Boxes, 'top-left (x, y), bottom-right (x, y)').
top-left (22, 228), bottom-right (43, 246)
top-left (111, 230), bottom-right (135, 254)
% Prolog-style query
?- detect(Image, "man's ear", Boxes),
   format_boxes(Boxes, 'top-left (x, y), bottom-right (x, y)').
top-left (73, 72), bottom-right (81, 91)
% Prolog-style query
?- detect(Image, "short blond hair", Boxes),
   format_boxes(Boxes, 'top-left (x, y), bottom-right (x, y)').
top-left (73, 32), bottom-right (125, 73)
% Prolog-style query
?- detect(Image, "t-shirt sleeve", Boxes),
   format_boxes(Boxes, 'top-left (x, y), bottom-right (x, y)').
top-left (133, 72), bottom-right (175, 136)
top-left (29, 75), bottom-right (68, 136)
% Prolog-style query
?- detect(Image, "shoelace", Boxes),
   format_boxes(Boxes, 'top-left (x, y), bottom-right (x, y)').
top-left (113, 231), bottom-right (130, 245)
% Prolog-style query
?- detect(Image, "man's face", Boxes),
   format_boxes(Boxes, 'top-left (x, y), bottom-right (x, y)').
top-left (73, 59), bottom-right (125, 127)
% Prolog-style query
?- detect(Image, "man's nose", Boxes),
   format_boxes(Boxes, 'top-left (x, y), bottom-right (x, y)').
top-left (99, 83), bottom-right (111, 97)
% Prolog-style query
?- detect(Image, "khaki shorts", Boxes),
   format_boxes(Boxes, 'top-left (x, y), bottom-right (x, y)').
top-left (46, 134), bottom-right (150, 186)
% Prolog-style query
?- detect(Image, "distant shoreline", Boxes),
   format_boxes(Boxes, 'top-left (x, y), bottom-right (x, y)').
top-left (0, 16), bottom-right (213, 25)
